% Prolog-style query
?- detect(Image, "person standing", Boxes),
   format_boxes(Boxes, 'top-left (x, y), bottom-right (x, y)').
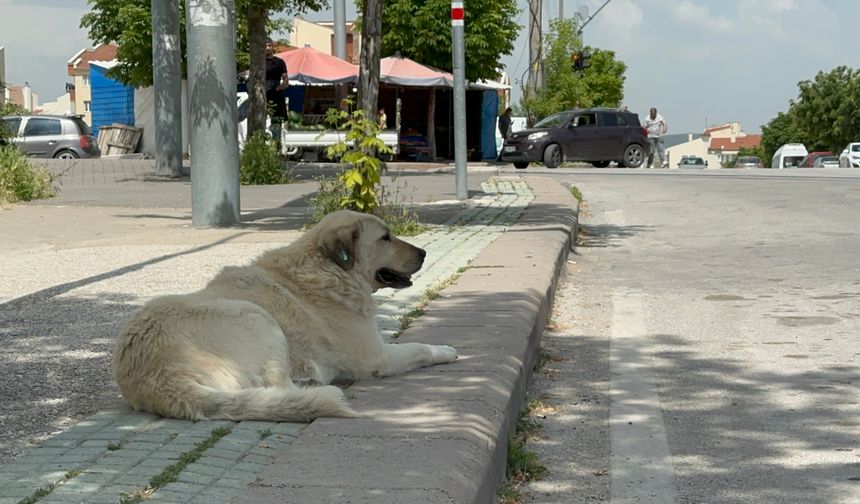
top-left (498, 107), bottom-right (512, 139)
top-left (265, 38), bottom-right (289, 129)
top-left (378, 107), bottom-right (387, 129)
top-left (497, 107), bottom-right (512, 161)
top-left (643, 107), bottom-right (669, 168)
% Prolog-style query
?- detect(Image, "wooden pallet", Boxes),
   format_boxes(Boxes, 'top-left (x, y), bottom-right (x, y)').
top-left (97, 124), bottom-right (143, 156)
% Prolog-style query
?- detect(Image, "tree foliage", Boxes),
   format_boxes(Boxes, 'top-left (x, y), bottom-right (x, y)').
top-left (521, 20), bottom-right (626, 122)
top-left (761, 65), bottom-right (860, 162)
top-left (377, 0), bottom-right (520, 82)
top-left (791, 66), bottom-right (860, 154)
top-left (80, 0), bottom-right (320, 88)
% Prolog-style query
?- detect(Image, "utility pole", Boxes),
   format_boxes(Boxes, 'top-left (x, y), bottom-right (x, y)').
top-left (527, 0), bottom-right (542, 124)
top-left (558, 0), bottom-right (563, 20)
top-left (151, 0), bottom-right (183, 178)
top-left (333, 0), bottom-right (347, 59)
top-left (451, 1), bottom-right (467, 200)
top-left (186, 0), bottom-right (240, 227)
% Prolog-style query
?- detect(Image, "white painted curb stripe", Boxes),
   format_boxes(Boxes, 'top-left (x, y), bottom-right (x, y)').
top-left (609, 209), bottom-right (676, 503)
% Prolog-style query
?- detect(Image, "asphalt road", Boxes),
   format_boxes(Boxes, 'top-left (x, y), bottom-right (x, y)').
top-left (517, 167), bottom-right (860, 504)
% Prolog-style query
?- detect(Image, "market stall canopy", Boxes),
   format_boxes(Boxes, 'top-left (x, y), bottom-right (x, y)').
top-left (380, 55), bottom-right (454, 87)
top-left (275, 45), bottom-right (358, 85)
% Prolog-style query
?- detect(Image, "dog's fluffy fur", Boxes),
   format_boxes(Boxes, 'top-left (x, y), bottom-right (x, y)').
top-left (112, 210), bottom-right (457, 421)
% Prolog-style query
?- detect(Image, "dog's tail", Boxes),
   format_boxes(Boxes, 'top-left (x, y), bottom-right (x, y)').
top-left (195, 384), bottom-right (356, 422)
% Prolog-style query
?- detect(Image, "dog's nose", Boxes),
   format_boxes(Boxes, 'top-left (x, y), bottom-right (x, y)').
top-left (417, 247), bottom-right (427, 260)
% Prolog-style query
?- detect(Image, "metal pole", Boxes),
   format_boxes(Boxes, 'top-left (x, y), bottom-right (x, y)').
top-left (186, 0), bottom-right (240, 227)
top-left (152, 0), bottom-right (183, 177)
top-left (333, 0), bottom-right (347, 59)
top-left (451, 1), bottom-right (467, 200)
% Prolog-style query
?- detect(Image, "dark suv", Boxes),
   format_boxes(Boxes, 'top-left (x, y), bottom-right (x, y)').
top-left (0, 114), bottom-right (100, 159)
top-left (501, 108), bottom-right (648, 169)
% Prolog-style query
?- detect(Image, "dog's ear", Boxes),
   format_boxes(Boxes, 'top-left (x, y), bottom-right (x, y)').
top-left (321, 223), bottom-right (359, 271)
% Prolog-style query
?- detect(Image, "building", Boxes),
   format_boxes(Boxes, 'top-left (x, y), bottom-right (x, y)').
top-left (67, 44), bottom-right (118, 125)
top-left (5, 83), bottom-right (39, 112)
top-left (665, 121), bottom-right (761, 168)
top-left (289, 17), bottom-right (361, 63)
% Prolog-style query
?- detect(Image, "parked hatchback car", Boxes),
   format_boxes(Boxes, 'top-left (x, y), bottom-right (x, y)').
top-left (677, 156), bottom-right (707, 168)
top-left (735, 155), bottom-right (763, 169)
top-left (798, 151), bottom-right (832, 168)
top-left (0, 114), bottom-right (100, 159)
top-left (813, 155), bottom-right (840, 168)
top-left (501, 108), bottom-right (648, 169)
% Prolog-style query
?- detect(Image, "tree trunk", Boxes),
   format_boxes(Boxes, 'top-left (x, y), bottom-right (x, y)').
top-left (247, 4), bottom-right (268, 138)
top-left (358, 0), bottom-right (381, 123)
top-left (427, 88), bottom-right (436, 161)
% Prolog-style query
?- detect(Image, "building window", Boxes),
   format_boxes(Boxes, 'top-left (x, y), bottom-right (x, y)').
top-left (82, 76), bottom-right (90, 87)
top-left (84, 101), bottom-right (91, 112)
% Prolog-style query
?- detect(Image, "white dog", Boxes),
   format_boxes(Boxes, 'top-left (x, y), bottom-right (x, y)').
top-left (112, 210), bottom-right (458, 422)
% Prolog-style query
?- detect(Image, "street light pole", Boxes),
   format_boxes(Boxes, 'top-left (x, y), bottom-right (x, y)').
top-left (451, 1), bottom-right (467, 200)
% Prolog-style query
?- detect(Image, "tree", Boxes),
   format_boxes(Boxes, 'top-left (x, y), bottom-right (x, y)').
top-left (378, 0), bottom-right (520, 82)
top-left (522, 20), bottom-right (626, 122)
top-left (358, 0), bottom-right (382, 122)
top-left (791, 66), bottom-right (860, 154)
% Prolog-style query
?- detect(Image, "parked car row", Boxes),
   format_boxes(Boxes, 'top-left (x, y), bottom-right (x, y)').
top-left (0, 114), bottom-right (100, 159)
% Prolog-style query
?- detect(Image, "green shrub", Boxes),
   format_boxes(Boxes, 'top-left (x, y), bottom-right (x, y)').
top-left (239, 130), bottom-right (290, 185)
top-left (0, 145), bottom-right (54, 204)
top-left (324, 104), bottom-right (392, 213)
top-left (308, 175), bottom-right (350, 225)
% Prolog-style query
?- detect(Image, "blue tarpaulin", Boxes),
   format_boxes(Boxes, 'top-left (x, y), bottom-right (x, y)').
top-left (481, 90), bottom-right (498, 160)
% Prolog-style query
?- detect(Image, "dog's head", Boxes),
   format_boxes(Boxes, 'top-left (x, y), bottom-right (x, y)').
top-left (316, 210), bottom-right (426, 291)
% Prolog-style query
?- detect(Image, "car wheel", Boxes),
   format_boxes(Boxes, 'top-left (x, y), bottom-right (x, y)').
top-left (543, 144), bottom-right (562, 169)
top-left (591, 161), bottom-right (610, 168)
top-left (513, 161), bottom-right (529, 169)
top-left (622, 144), bottom-right (644, 168)
top-left (54, 150), bottom-right (79, 159)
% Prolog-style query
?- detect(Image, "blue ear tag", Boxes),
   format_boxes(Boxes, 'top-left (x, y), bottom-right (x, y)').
top-left (340, 250), bottom-right (350, 263)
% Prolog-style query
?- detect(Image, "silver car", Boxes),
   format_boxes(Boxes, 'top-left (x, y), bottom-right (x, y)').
top-left (0, 114), bottom-right (100, 159)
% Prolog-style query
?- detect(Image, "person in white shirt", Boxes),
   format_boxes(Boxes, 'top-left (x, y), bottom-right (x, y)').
top-left (643, 107), bottom-right (668, 168)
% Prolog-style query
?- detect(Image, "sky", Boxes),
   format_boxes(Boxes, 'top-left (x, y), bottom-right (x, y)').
top-left (2, 0), bottom-right (859, 134)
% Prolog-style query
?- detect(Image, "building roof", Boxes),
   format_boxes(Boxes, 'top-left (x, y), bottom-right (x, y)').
top-left (67, 44), bottom-right (118, 74)
top-left (702, 124), bottom-right (732, 136)
top-left (709, 135), bottom-right (762, 152)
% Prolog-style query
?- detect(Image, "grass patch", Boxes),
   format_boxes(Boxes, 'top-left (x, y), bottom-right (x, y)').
top-left (257, 428), bottom-right (273, 440)
top-left (106, 441), bottom-right (122, 451)
top-left (119, 427), bottom-right (232, 504)
top-left (17, 468), bottom-right (82, 504)
top-left (497, 400), bottom-right (547, 503)
top-left (392, 273), bottom-right (461, 338)
top-left (240, 130), bottom-right (291, 185)
top-left (569, 185), bottom-right (583, 203)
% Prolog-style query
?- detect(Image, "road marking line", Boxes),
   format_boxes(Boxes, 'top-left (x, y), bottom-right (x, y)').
top-left (610, 288), bottom-right (676, 500)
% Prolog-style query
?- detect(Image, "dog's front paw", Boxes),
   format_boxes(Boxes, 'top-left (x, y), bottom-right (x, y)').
top-left (430, 344), bottom-right (458, 364)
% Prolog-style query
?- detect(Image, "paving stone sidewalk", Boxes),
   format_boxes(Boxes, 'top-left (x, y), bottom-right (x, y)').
top-left (0, 178), bottom-right (533, 504)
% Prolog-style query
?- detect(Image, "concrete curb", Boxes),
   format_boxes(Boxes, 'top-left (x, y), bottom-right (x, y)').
top-left (239, 176), bottom-right (578, 504)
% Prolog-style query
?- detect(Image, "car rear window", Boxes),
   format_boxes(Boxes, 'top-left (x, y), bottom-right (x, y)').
top-left (784, 156), bottom-right (804, 167)
top-left (71, 117), bottom-right (92, 136)
top-left (853, 145), bottom-right (860, 152)
top-left (23, 118), bottom-right (62, 136)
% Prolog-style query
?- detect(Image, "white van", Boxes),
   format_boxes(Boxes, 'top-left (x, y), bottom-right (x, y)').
top-left (771, 143), bottom-right (808, 169)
